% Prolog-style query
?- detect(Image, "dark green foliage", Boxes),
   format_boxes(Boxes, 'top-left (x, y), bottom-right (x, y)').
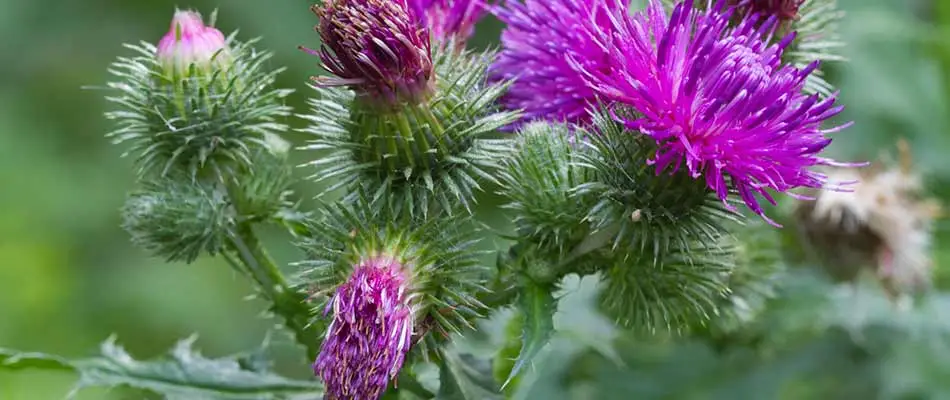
top-left (104, 37), bottom-right (293, 179)
top-left (301, 46), bottom-right (519, 217)
top-left (0, 336), bottom-right (324, 399)
top-left (503, 282), bottom-right (557, 387)
top-left (122, 177), bottom-right (232, 263)
top-left (437, 349), bottom-right (502, 400)
top-left (575, 110), bottom-right (737, 262)
top-left (295, 191), bottom-right (490, 357)
top-left (599, 233), bottom-right (737, 333)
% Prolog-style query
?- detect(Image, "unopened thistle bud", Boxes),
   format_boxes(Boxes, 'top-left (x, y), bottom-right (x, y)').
top-left (299, 197), bottom-right (489, 395)
top-left (103, 9), bottom-right (292, 179)
top-left (314, 256), bottom-right (414, 400)
top-left (304, 0), bottom-right (434, 108)
top-left (156, 10), bottom-right (230, 77)
top-left (302, 9), bottom-right (518, 217)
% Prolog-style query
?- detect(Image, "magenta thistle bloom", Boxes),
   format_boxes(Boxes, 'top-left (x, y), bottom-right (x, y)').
top-left (578, 0), bottom-right (853, 225)
top-left (410, 0), bottom-right (486, 45)
top-left (156, 10), bottom-right (229, 75)
top-left (303, 0), bottom-right (434, 107)
top-left (314, 256), bottom-right (415, 400)
top-left (491, 0), bottom-right (628, 126)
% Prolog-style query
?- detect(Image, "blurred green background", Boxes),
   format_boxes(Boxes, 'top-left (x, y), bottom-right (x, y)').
top-left (1, 0), bottom-right (949, 398)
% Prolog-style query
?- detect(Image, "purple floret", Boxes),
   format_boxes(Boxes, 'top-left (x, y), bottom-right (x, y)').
top-left (313, 256), bottom-right (415, 400)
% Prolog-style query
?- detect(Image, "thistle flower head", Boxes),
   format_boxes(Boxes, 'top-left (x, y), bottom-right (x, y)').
top-left (314, 256), bottom-right (414, 400)
top-left (305, 0), bottom-right (434, 108)
top-left (579, 0), bottom-right (855, 225)
top-left (491, 0), bottom-right (628, 126)
top-left (156, 10), bottom-right (230, 76)
top-left (410, 0), bottom-right (486, 45)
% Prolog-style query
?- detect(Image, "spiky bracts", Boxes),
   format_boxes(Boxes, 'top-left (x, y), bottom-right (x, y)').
top-left (301, 46), bottom-right (518, 217)
top-left (575, 111), bottom-right (738, 259)
top-left (497, 122), bottom-right (594, 255)
top-left (297, 193), bottom-right (489, 364)
top-left (313, 256), bottom-right (414, 400)
top-left (599, 234), bottom-right (736, 333)
top-left (104, 14), bottom-right (292, 179)
top-left (305, 0), bottom-right (434, 108)
top-left (579, 0), bottom-right (853, 225)
top-left (122, 177), bottom-right (231, 263)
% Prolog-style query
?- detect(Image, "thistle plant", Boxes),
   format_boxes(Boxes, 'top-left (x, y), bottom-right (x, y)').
top-left (10, 1), bottom-right (932, 399)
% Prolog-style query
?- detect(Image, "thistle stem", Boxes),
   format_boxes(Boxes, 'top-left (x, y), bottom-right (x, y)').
top-left (227, 223), bottom-right (322, 361)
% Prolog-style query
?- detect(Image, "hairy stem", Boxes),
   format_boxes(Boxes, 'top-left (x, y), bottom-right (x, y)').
top-left (227, 223), bottom-right (322, 361)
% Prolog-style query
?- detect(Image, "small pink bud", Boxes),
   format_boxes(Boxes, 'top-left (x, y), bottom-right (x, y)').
top-left (156, 10), bottom-right (230, 75)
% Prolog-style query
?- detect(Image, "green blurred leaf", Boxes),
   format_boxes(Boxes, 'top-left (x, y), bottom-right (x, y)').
top-left (436, 349), bottom-right (502, 400)
top-left (503, 283), bottom-right (556, 388)
top-left (1, 335), bottom-right (323, 400)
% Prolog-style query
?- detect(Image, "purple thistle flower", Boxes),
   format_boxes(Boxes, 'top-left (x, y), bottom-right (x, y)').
top-left (577, 0), bottom-right (854, 225)
top-left (410, 0), bottom-right (486, 45)
top-left (491, 0), bottom-right (629, 126)
top-left (156, 10), bottom-right (229, 75)
top-left (303, 0), bottom-right (434, 108)
top-left (314, 256), bottom-right (415, 400)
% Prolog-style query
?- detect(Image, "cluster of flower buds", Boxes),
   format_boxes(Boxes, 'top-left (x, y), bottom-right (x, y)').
top-left (97, 0), bottom-right (876, 399)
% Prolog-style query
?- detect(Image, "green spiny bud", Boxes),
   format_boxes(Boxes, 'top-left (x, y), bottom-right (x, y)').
top-left (599, 233), bottom-right (736, 334)
top-left (497, 122), bottom-right (595, 256)
top-left (121, 178), bottom-right (232, 263)
top-left (296, 191), bottom-right (489, 362)
top-left (103, 9), bottom-right (292, 179)
top-left (302, 46), bottom-right (519, 217)
top-left (575, 110), bottom-right (737, 261)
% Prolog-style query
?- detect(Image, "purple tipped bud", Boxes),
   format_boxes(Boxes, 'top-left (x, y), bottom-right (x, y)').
top-left (314, 256), bottom-right (415, 400)
top-left (305, 0), bottom-right (435, 108)
top-left (410, 0), bottom-right (486, 45)
top-left (729, 0), bottom-right (805, 22)
top-left (156, 10), bottom-right (230, 75)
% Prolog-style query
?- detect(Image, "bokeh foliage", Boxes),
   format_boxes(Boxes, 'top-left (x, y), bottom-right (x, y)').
top-left (1, 0), bottom-right (949, 398)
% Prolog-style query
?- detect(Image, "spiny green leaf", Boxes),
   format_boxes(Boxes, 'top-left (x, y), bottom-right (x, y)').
top-left (1, 335), bottom-right (323, 400)
top-left (436, 349), bottom-right (502, 400)
top-left (504, 283), bottom-right (557, 389)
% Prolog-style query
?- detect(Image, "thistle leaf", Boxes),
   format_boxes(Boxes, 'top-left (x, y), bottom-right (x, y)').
top-left (436, 349), bottom-right (502, 400)
top-left (504, 282), bottom-right (557, 388)
top-left (0, 336), bottom-right (323, 400)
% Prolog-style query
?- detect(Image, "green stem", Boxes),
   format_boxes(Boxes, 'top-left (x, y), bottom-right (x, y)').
top-left (227, 223), bottom-right (322, 361)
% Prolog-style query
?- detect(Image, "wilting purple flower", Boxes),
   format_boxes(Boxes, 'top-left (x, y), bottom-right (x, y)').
top-left (491, 0), bottom-right (629, 126)
top-left (410, 0), bottom-right (486, 45)
top-left (314, 256), bottom-right (415, 400)
top-left (303, 0), bottom-right (434, 108)
top-left (156, 10), bottom-right (229, 75)
top-left (729, 0), bottom-right (805, 22)
top-left (577, 0), bottom-right (854, 225)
